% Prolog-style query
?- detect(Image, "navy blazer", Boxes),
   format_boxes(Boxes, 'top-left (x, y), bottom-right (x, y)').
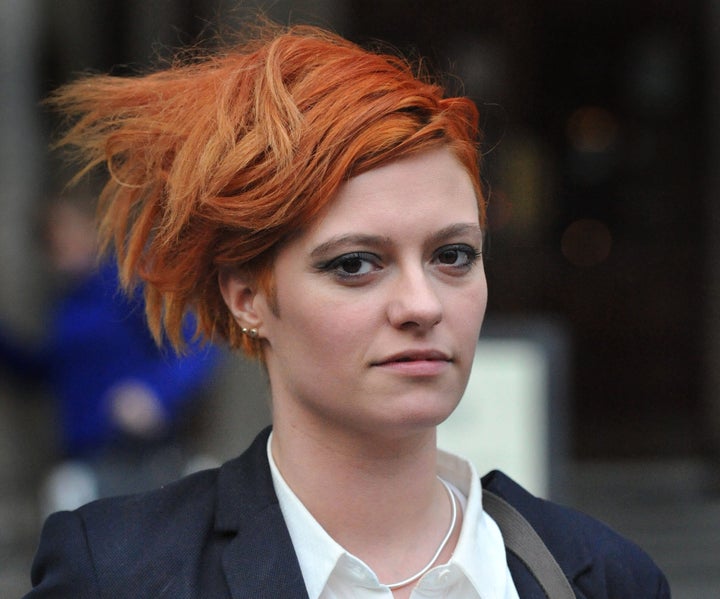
top-left (25, 427), bottom-right (670, 598)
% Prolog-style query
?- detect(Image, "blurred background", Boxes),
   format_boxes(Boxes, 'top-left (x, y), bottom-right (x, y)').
top-left (1, 0), bottom-right (719, 596)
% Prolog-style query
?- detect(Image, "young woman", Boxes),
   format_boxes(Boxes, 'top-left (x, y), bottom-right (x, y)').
top-left (25, 24), bottom-right (669, 598)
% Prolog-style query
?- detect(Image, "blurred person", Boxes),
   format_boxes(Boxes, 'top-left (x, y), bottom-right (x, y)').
top-left (25, 22), bottom-right (669, 598)
top-left (0, 197), bottom-right (220, 514)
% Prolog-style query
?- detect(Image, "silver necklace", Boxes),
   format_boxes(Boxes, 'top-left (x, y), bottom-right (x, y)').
top-left (385, 478), bottom-right (458, 590)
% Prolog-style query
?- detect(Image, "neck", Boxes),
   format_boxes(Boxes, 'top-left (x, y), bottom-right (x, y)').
top-left (271, 415), bottom-right (460, 586)
top-left (272, 413), bottom-right (439, 500)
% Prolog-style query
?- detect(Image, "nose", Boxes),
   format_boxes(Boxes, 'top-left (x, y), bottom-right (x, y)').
top-left (386, 266), bottom-right (443, 331)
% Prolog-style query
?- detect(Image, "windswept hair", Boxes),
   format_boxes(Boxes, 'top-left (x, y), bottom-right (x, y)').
top-left (48, 23), bottom-right (484, 356)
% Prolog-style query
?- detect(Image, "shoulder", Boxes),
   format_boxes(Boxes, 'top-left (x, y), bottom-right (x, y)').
top-left (481, 470), bottom-right (671, 599)
top-left (27, 466), bottom-right (225, 598)
top-left (81, 465), bottom-right (221, 546)
top-left (26, 428), bottom-right (277, 598)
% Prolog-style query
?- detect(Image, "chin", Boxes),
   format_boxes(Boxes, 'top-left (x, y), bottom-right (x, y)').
top-left (384, 395), bottom-right (461, 433)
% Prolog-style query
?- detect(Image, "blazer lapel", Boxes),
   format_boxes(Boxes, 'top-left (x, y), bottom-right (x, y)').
top-left (221, 504), bottom-right (308, 599)
top-left (216, 427), bottom-right (309, 599)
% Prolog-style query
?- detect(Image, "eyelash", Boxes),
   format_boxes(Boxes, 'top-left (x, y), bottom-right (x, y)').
top-left (317, 252), bottom-right (380, 280)
top-left (433, 244), bottom-right (482, 270)
top-left (316, 244), bottom-right (482, 281)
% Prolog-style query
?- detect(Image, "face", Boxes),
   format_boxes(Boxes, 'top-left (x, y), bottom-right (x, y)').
top-left (224, 147), bottom-right (487, 440)
top-left (45, 201), bottom-right (98, 277)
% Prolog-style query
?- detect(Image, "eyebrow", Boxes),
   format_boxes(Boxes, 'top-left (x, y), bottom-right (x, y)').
top-left (426, 223), bottom-right (484, 246)
top-left (309, 234), bottom-right (392, 259)
top-left (309, 223), bottom-right (483, 259)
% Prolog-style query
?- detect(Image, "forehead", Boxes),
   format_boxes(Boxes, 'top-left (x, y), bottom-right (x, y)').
top-left (306, 147), bottom-right (480, 242)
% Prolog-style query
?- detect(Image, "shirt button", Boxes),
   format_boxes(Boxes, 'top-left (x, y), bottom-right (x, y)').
top-left (437, 568), bottom-right (452, 583)
top-left (349, 564), bottom-right (365, 578)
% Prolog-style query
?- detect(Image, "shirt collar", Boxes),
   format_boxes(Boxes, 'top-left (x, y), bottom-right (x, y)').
top-left (436, 450), bottom-right (517, 598)
top-left (267, 433), bottom-right (517, 599)
top-left (267, 433), bottom-right (346, 598)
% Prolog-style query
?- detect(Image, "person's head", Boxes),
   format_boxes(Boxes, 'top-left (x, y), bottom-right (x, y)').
top-left (49, 23), bottom-right (484, 358)
top-left (42, 196), bottom-right (98, 278)
top-left (220, 146), bottom-right (487, 437)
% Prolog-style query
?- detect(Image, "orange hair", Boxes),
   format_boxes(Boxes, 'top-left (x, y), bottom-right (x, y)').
top-left (48, 24), bottom-right (484, 356)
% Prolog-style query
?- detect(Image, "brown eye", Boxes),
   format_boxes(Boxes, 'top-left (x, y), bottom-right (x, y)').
top-left (438, 249), bottom-right (461, 265)
top-left (433, 244), bottom-right (480, 270)
top-left (317, 251), bottom-right (381, 280)
top-left (339, 257), bottom-right (365, 274)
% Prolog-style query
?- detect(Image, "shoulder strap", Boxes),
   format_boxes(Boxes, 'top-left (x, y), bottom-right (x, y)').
top-left (482, 489), bottom-right (576, 599)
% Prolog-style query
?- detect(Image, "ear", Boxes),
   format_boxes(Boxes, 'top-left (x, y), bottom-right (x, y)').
top-left (218, 267), bottom-right (264, 329)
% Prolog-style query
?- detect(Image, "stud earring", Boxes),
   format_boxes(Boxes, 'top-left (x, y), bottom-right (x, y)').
top-left (241, 326), bottom-right (259, 338)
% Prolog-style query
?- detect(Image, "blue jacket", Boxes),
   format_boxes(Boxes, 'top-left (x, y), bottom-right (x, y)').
top-left (25, 427), bottom-right (671, 598)
top-left (0, 262), bottom-right (219, 456)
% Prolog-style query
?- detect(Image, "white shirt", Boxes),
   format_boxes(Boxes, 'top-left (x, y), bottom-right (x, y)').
top-left (267, 434), bottom-right (520, 598)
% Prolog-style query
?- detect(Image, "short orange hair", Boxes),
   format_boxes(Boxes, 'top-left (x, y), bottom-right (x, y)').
top-left (48, 23), bottom-right (484, 356)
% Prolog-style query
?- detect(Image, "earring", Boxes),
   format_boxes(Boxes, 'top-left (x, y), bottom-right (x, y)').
top-left (241, 326), bottom-right (259, 338)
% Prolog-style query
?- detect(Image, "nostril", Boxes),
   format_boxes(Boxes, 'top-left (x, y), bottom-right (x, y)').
top-left (386, 273), bottom-right (443, 330)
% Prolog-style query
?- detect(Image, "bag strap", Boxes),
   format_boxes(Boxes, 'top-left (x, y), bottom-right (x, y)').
top-left (482, 489), bottom-right (576, 599)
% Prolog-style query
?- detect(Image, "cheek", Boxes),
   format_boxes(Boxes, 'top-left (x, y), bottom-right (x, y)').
top-left (270, 301), bottom-right (372, 400)
top-left (307, 299), bottom-right (372, 354)
top-left (453, 280), bottom-right (488, 342)
top-left (273, 292), bottom-right (371, 361)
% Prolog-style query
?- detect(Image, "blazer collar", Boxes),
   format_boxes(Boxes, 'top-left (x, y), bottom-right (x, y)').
top-left (216, 427), bottom-right (309, 599)
top-left (213, 431), bottom-right (596, 599)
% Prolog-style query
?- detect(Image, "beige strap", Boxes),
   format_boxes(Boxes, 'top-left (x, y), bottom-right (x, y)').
top-left (483, 490), bottom-right (576, 599)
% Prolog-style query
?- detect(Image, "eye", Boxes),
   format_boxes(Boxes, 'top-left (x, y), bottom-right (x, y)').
top-left (433, 244), bottom-right (481, 270)
top-left (317, 252), bottom-right (381, 280)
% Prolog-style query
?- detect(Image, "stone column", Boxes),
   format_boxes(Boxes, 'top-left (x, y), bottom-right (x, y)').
top-left (0, 1), bottom-right (53, 594)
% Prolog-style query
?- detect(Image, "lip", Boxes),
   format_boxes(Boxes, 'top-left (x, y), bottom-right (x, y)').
top-left (371, 349), bottom-right (452, 376)
top-left (373, 349), bottom-right (451, 365)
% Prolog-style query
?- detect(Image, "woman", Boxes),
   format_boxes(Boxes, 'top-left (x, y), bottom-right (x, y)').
top-left (26, 23), bottom-right (669, 598)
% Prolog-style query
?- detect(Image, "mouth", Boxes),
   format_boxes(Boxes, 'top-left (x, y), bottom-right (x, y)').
top-left (372, 350), bottom-right (452, 367)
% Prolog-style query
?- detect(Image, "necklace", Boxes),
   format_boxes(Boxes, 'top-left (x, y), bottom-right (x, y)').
top-left (385, 477), bottom-right (458, 590)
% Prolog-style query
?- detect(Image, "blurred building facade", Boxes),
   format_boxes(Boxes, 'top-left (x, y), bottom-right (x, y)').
top-left (8, 0), bottom-right (713, 457)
